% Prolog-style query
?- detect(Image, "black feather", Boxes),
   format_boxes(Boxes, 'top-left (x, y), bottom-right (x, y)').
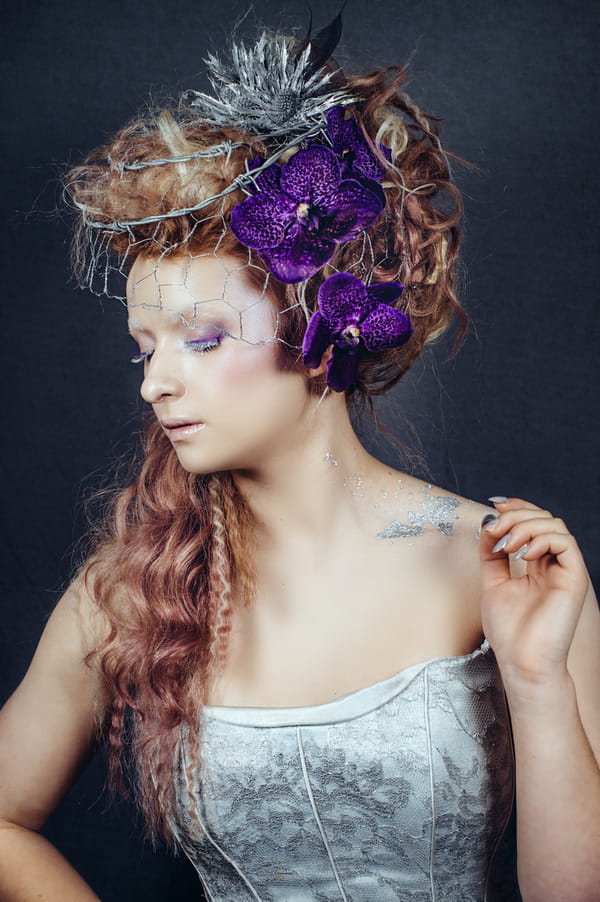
top-left (296, 5), bottom-right (346, 76)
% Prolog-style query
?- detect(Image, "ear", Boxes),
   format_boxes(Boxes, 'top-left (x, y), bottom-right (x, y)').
top-left (305, 345), bottom-right (332, 379)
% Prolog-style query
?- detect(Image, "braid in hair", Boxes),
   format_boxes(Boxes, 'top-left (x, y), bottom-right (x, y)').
top-left (207, 475), bottom-right (235, 675)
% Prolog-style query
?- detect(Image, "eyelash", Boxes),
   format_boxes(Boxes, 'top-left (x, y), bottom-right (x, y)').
top-left (130, 351), bottom-right (151, 364)
top-left (130, 335), bottom-right (223, 364)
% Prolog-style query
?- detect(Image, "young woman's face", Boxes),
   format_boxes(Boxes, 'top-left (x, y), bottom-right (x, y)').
top-left (127, 254), bottom-right (314, 475)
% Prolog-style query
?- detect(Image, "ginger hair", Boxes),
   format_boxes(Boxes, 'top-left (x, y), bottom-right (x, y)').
top-left (66, 61), bottom-right (465, 840)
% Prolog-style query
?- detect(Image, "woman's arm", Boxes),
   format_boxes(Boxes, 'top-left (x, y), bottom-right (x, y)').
top-left (0, 577), bottom-right (108, 901)
top-left (480, 499), bottom-right (600, 902)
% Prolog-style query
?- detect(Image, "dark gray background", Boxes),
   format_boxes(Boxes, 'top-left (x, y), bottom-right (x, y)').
top-left (1, 0), bottom-right (598, 899)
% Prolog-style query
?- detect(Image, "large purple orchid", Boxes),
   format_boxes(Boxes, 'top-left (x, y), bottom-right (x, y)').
top-left (326, 106), bottom-right (392, 183)
top-left (302, 273), bottom-right (411, 392)
top-left (230, 144), bottom-right (385, 284)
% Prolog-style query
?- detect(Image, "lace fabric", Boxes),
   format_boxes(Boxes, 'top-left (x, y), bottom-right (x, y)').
top-left (171, 643), bottom-right (521, 901)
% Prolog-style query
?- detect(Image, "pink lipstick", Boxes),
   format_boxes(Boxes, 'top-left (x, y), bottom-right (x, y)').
top-left (160, 418), bottom-right (206, 441)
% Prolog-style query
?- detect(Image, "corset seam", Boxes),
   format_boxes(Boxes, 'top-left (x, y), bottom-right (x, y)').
top-left (424, 669), bottom-right (437, 902)
top-left (297, 725), bottom-right (349, 902)
top-left (197, 870), bottom-right (217, 902)
top-left (193, 809), bottom-right (263, 901)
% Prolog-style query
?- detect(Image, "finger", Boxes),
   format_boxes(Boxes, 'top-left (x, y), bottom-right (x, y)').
top-left (488, 496), bottom-right (551, 515)
top-left (483, 515), bottom-right (570, 553)
top-left (508, 531), bottom-right (584, 570)
top-left (485, 497), bottom-right (552, 538)
top-left (479, 515), bottom-right (512, 591)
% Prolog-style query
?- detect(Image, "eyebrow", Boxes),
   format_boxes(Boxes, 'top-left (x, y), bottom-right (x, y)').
top-left (127, 305), bottom-right (230, 333)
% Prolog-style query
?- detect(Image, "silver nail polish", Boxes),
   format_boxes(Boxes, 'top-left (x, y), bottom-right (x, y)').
top-left (492, 533), bottom-right (510, 553)
top-left (483, 516), bottom-right (498, 531)
top-left (488, 496), bottom-right (510, 504)
top-left (513, 544), bottom-right (529, 560)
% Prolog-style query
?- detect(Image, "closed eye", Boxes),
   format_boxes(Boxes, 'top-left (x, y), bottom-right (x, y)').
top-left (186, 334), bottom-right (224, 353)
top-left (129, 332), bottom-right (224, 364)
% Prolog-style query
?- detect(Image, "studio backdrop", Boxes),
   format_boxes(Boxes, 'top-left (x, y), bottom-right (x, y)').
top-left (1, 1), bottom-right (598, 899)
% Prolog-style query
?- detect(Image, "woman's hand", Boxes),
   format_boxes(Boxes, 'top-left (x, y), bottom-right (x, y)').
top-left (479, 497), bottom-right (590, 696)
top-left (480, 498), bottom-right (600, 900)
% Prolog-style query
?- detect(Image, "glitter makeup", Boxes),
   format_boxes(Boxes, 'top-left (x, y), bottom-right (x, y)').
top-left (376, 489), bottom-right (461, 540)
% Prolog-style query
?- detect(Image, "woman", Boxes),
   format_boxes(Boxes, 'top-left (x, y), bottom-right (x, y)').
top-left (0, 23), bottom-right (599, 902)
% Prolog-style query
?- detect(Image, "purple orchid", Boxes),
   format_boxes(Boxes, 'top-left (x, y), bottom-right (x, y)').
top-left (302, 273), bottom-right (411, 392)
top-left (326, 106), bottom-right (392, 183)
top-left (230, 144), bottom-right (385, 284)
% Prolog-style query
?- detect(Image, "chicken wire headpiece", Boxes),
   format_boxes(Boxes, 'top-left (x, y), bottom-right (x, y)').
top-left (72, 14), bottom-right (412, 391)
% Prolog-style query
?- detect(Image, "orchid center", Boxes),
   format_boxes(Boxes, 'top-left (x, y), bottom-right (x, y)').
top-left (296, 202), bottom-right (310, 220)
top-left (341, 324), bottom-right (361, 345)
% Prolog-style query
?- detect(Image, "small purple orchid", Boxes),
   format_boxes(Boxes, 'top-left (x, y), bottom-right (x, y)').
top-left (302, 273), bottom-right (412, 392)
top-left (326, 106), bottom-right (392, 183)
top-left (230, 144), bottom-right (385, 284)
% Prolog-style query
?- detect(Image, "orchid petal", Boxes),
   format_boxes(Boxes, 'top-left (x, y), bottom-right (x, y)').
top-left (325, 106), bottom-right (348, 154)
top-left (326, 348), bottom-right (360, 392)
top-left (341, 171), bottom-right (387, 200)
top-left (253, 162), bottom-right (282, 197)
top-left (318, 273), bottom-right (369, 329)
top-left (280, 145), bottom-right (341, 205)
top-left (360, 305), bottom-right (412, 352)
top-left (231, 193), bottom-right (296, 248)
top-left (352, 142), bottom-right (388, 181)
top-left (302, 311), bottom-right (332, 367)
top-left (259, 225), bottom-right (335, 284)
top-left (326, 107), bottom-right (390, 181)
top-left (366, 281), bottom-right (404, 306)
top-left (319, 180), bottom-right (384, 241)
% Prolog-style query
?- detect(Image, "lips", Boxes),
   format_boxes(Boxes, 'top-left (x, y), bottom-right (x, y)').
top-left (161, 417), bottom-right (203, 428)
top-left (160, 418), bottom-right (206, 441)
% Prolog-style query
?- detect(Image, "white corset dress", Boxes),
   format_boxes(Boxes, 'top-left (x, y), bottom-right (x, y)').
top-left (171, 642), bottom-right (520, 901)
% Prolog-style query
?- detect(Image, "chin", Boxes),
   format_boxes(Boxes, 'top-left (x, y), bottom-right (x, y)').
top-left (170, 434), bottom-right (269, 476)
top-left (175, 456), bottom-right (222, 476)
top-left (171, 447), bottom-right (237, 477)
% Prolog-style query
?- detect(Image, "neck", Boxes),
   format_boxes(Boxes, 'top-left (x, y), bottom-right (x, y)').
top-left (232, 393), bottom-right (380, 548)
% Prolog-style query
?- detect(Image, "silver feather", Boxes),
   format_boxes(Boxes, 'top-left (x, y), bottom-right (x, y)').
top-left (185, 33), bottom-right (354, 139)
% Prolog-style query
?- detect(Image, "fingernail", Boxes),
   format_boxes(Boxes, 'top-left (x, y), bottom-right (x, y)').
top-left (513, 544), bottom-right (529, 560)
top-left (492, 533), bottom-right (510, 553)
top-left (488, 496), bottom-right (510, 504)
top-left (481, 514), bottom-right (498, 531)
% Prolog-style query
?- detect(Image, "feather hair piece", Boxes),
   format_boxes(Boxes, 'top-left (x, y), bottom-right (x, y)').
top-left (185, 31), bottom-right (354, 140)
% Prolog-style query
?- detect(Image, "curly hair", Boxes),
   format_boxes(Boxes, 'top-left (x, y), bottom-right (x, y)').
top-left (67, 59), bottom-right (466, 841)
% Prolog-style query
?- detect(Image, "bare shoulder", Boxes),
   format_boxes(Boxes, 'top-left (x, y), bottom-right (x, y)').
top-left (27, 565), bottom-right (110, 685)
top-left (370, 468), bottom-right (490, 546)
top-left (0, 565), bottom-right (110, 830)
top-left (402, 473), bottom-right (489, 582)
top-left (365, 468), bottom-right (492, 639)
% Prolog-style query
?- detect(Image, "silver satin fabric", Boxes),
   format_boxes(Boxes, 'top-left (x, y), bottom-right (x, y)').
top-left (171, 642), bottom-right (520, 901)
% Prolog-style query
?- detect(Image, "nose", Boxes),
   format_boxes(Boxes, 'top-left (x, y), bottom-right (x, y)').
top-left (140, 352), bottom-right (185, 404)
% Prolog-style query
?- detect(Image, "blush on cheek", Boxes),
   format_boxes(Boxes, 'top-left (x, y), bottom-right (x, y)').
top-left (218, 343), bottom-right (281, 388)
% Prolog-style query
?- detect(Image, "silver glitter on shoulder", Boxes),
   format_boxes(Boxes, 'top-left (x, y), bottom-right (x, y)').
top-left (377, 520), bottom-right (425, 539)
top-left (376, 489), bottom-right (461, 540)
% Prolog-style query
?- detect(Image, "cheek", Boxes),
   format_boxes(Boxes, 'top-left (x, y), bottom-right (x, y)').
top-left (209, 343), bottom-right (284, 394)
top-left (205, 343), bottom-right (309, 428)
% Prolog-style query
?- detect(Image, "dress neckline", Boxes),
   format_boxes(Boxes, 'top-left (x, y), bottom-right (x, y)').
top-left (203, 640), bottom-right (492, 728)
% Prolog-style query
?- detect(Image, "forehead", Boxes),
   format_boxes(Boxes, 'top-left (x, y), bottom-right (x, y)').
top-left (126, 253), bottom-right (273, 329)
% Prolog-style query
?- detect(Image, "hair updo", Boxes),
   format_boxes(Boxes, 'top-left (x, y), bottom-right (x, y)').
top-left (67, 65), bottom-right (464, 400)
